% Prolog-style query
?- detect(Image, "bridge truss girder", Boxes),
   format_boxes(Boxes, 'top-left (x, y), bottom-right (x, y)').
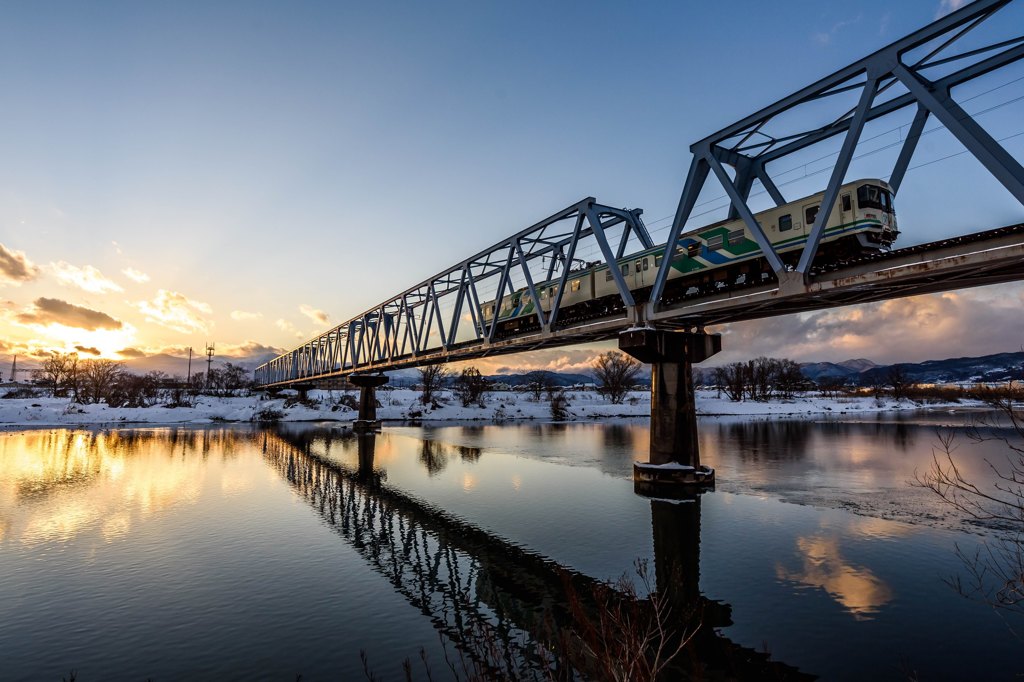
top-left (648, 0), bottom-right (1024, 314)
top-left (256, 198), bottom-right (652, 386)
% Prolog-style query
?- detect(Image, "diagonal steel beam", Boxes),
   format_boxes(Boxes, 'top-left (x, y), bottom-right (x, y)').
top-left (892, 61), bottom-right (1024, 205)
top-left (797, 74), bottom-right (880, 276)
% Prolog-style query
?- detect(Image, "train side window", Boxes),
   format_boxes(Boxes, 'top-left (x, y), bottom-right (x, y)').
top-left (779, 214), bottom-right (793, 232)
top-left (841, 194), bottom-right (852, 212)
top-left (605, 269), bottom-right (614, 281)
top-left (707, 235), bottom-right (723, 251)
top-left (539, 288), bottom-right (547, 299)
top-left (634, 260), bottom-right (642, 273)
top-left (642, 257), bottom-right (649, 270)
top-left (687, 242), bottom-right (700, 257)
top-left (728, 228), bottom-right (744, 245)
top-left (571, 279), bottom-right (581, 292)
top-left (805, 205), bottom-right (820, 227)
top-left (654, 255), bottom-right (662, 267)
top-left (621, 264), bottom-right (629, 276)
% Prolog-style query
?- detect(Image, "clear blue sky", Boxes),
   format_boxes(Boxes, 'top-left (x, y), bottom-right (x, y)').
top-left (1, 0), bottom-right (1023, 370)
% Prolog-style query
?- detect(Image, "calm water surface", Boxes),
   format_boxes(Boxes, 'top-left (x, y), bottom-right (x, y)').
top-left (1, 413), bottom-right (1021, 680)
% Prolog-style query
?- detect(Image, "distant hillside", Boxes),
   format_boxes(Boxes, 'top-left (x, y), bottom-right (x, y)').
top-left (856, 351), bottom-right (1024, 385)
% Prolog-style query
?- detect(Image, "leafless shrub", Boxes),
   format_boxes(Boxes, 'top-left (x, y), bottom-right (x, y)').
top-left (549, 390), bottom-right (570, 421)
top-left (453, 367), bottom-right (490, 407)
top-left (914, 392), bottom-right (1024, 615)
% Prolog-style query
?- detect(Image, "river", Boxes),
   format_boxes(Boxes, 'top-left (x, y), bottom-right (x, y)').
top-left (1, 412), bottom-right (1021, 680)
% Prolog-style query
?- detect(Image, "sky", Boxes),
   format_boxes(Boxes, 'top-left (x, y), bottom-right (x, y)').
top-left (2, 0), bottom-right (1023, 376)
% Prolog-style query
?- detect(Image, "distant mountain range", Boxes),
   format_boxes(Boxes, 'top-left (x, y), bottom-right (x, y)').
top-left (6, 349), bottom-right (1021, 388)
top-left (702, 352), bottom-right (1023, 386)
top-left (470, 352), bottom-right (1024, 388)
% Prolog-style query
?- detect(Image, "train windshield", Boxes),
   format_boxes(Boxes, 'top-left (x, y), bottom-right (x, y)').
top-left (857, 184), bottom-right (893, 212)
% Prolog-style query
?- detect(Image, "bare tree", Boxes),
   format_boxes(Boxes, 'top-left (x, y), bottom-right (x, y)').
top-left (523, 370), bottom-right (556, 401)
top-left (887, 364), bottom-right (911, 400)
top-left (915, 388), bottom-right (1024, 614)
top-left (453, 366), bottom-right (490, 407)
top-left (418, 364), bottom-right (449, 405)
top-left (593, 351), bottom-right (642, 404)
top-left (36, 352), bottom-right (78, 397)
top-left (79, 359), bottom-right (124, 404)
top-left (774, 358), bottom-right (807, 399)
top-left (714, 363), bottom-right (747, 402)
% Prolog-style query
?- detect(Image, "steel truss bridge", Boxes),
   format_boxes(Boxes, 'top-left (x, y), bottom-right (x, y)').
top-left (256, 0), bottom-right (1024, 387)
top-left (261, 426), bottom-right (811, 679)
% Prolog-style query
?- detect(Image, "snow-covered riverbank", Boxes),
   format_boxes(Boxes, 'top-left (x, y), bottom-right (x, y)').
top-left (0, 388), bottom-right (982, 427)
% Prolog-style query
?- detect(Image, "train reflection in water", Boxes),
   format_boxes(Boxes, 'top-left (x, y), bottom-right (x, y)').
top-left (261, 426), bottom-right (812, 680)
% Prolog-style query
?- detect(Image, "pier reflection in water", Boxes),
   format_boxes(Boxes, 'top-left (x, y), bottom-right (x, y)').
top-left (2, 420), bottom-right (1023, 680)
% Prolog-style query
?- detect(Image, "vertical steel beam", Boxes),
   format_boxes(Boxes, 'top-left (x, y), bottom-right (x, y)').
top-left (546, 213), bottom-right (585, 330)
top-left (796, 75), bottom-right (880, 276)
top-left (630, 210), bottom-right (655, 249)
top-left (706, 152), bottom-right (787, 274)
top-left (446, 268), bottom-right (469, 347)
top-left (487, 247), bottom-right (515, 343)
top-left (430, 285), bottom-right (448, 351)
top-left (892, 62), bottom-right (1024, 205)
top-left (546, 244), bottom-right (565, 282)
top-left (726, 158), bottom-right (757, 221)
top-left (513, 237), bottom-right (548, 330)
top-left (464, 266), bottom-right (486, 338)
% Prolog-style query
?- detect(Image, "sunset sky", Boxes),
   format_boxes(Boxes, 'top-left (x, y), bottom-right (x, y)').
top-left (2, 0), bottom-right (1023, 376)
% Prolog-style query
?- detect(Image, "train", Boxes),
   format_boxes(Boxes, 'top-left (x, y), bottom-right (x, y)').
top-left (482, 179), bottom-right (898, 337)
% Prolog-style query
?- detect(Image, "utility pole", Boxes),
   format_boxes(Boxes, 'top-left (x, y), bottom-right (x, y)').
top-left (187, 347), bottom-right (193, 389)
top-left (205, 343), bottom-right (215, 388)
top-left (9, 355), bottom-right (17, 384)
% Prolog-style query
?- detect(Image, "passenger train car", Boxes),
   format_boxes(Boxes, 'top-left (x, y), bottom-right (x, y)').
top-left (482, 179), bottom-right (898, 337)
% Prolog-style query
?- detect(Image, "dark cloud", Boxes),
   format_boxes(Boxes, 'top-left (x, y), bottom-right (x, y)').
top-left (0, 243), bottom-right (39, 284)
top-left (117, 347), bottom-right (147, 359)
top-left (16, 297), bottom-right (123, 331)
top-left (74, 345), bottom-right (102, 356)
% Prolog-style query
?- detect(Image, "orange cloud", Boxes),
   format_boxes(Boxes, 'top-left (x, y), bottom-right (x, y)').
top-left (0, 243), bottom-right (39, 286)
top-left (15, 298), bottom-right (123, 331)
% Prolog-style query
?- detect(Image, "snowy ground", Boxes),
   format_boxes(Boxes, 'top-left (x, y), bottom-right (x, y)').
top-left (0, 387), bottom-right (983, 427)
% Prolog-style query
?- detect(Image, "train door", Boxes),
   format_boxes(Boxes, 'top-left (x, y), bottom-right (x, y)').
top-left (633, 256), bottom-right (651, 288)
top-left (839, 191), bottom-right (853, 228)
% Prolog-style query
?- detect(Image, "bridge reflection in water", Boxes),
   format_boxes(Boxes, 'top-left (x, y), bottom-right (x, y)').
top-left (261, 426), bottom-right (812, 680)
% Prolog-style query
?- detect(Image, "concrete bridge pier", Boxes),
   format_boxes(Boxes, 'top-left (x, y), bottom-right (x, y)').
top-left (349, 373), bottom-right (388, 432)
top-left (619, 329), bottom-right (721, 496)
